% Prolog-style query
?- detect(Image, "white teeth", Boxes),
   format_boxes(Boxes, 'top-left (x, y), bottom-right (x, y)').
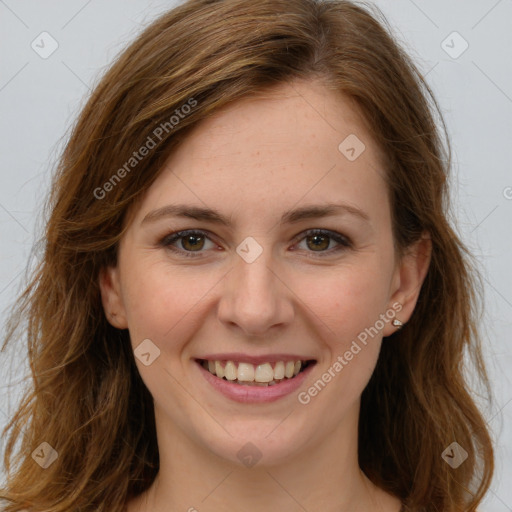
top-left (202, 359), bottom-right (309, 383)
top-left (255, 363), bottom-right (274, 383)
top-left (237, 362), bottom-right (255, 382)
top-left (215, 361), bottom-right (225, 379)
top-left (224, 361), bottom-right (237, 381)
top-left (273, 361), bottom-right (285, 380)
top-left (285, 361), bottom-right (295, 378)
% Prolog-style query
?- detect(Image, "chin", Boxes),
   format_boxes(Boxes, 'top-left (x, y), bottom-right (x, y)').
top-left (196, 417), bottom-right (318, 469)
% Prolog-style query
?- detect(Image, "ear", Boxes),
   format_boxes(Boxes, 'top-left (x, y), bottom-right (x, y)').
top-left (383, 233), bottom-right (432, 336)
top-left (99, 266), bottom-right (128, 329)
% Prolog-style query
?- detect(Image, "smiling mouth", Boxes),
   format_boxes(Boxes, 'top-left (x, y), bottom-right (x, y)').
top-left (196, 359), bottom-right (316, 387)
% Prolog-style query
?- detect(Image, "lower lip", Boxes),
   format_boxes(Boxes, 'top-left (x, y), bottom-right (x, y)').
top-left (195, 361), bottom-right (316, 403)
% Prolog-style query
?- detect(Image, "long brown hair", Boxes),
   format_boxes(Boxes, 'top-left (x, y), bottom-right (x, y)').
top-left (0, 0), bottom-right (494, 510)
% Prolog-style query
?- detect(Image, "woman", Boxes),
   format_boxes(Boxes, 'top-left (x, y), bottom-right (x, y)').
top-left (0, 0), bottom-right (494, 511)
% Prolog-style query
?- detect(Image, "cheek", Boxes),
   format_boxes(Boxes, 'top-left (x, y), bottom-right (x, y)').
top-left (294, 261), bottom-right (391, 343)
top-left (121, 261), bottom-right (220, 346)
top-left (294, 269), bottom-right (388, 411)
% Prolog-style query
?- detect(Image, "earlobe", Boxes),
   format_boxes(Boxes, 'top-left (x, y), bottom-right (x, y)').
top-left (383, 234), bottom-right (432, 336)
top-left (98, 266), bottom-right (128, 329)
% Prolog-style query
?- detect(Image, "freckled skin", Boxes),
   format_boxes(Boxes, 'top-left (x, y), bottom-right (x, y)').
top-left (101, 79), bottom-right (429, 512)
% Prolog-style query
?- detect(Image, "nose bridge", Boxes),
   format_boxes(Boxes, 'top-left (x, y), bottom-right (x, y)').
top-left (217, 243), bottom-right (291, 335)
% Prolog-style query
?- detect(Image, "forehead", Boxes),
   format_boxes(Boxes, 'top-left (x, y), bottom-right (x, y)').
top-left (135, 80), bottom-right (389, 227)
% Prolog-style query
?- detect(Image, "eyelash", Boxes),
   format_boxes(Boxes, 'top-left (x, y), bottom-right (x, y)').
top-left (158, 229), bottom-right (352, 259)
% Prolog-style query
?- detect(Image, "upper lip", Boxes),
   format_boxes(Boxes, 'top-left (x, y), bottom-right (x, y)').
top-left (196, 353), bottom-right (316, 365)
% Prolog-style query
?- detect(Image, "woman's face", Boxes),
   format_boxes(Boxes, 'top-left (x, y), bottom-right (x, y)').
top-left (100, 79), bottom-right (427, 467)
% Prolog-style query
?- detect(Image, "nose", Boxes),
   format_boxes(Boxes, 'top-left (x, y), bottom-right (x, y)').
top-left (217, 247), bottom-right (294, 337)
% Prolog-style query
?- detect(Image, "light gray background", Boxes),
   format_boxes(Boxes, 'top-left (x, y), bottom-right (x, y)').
top-left (0, 0), bottom-right (511, 509)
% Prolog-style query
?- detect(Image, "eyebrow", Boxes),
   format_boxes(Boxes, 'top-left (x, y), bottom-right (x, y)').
top-left (141, 202), bottom-right (371, 226)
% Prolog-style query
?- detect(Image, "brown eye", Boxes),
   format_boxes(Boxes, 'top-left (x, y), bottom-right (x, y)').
top-left (181, 234), bottom-right (205, 251)
top-left (160, 230), bottom-right (216, 258)
top-left (306, 233), bottom-right (330, 251)
top-left (294, 229), bottom-right (352, 257)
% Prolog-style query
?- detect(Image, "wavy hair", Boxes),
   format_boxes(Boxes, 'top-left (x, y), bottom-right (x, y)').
top-left (1, 0), bottom-right (494, 510)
